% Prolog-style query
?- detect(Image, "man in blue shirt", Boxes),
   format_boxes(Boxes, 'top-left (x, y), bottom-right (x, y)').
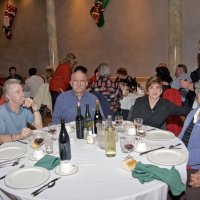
top-left (171, 64), bottom-right (191, 103)
top-left (52, 66), bottom-right (104, 123)
top-left (0, 79), bottom-right (42, 144)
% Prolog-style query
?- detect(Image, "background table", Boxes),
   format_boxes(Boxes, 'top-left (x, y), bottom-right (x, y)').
top-left (0, 125), bottom-right (188, 200)
top-left (120, 93), bottom-right (143, 110)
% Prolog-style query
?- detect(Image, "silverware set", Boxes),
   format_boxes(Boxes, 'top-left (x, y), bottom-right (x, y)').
top-left (31, 177), bottom-right (61, 196)
top-left (0, 157), bottom-right (24, 168)
top-left (139, 143), bottom-right (182, 155)
top-left (0, 164), bottom-right (25, 180)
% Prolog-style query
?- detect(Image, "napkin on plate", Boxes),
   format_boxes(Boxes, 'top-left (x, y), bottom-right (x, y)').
top-left (132, 161), bottom-right (186, 196)
top-left (34, 154), bottom-right (60, 170)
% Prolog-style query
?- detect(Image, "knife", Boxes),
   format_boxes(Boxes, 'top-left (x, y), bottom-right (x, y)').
top-left (139, 146), bottom-right (165, 156)
top-left (31, 177), bottom-right (61, 196)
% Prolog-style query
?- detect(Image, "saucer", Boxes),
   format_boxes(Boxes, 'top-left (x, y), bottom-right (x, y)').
top-left (28, 153), bottom-right (45, 161)
top-left (54, 165), bottom-right (78, 176)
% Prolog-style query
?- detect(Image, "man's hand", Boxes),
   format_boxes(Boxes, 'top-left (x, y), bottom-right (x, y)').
top-left (23, 98), bottom-right (38, 111)
top-left (20, 128), bottom-right (32, 139)
top-left (189, 170), bottom-right (200, 187)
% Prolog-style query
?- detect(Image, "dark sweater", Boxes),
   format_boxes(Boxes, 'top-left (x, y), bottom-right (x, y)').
top-left (127, 95), bottom-right (190, 128)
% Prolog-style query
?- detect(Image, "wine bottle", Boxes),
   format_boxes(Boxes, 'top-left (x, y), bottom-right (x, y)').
top-left (105, 115), bottom-right (116, 157)
top-left (94, 100), bottom-right (102, 134)
top-left (59, 117), bottom-right (71, 160)
top-left (84, 104), bottom-right (93, 132)
top-left (75, 102), bottom-right (84, 139)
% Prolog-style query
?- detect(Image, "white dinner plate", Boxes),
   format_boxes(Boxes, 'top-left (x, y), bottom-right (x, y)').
top-left (5, 167), bottom-right (50, 189)
top-left (54, 165), bottom-right (78, 176)
top-left (0, 145), bottom-right (26, 160)
top-left (147, 149), bottom-right (187, 165)
top-left (145, 130), bottom-right (175, 141)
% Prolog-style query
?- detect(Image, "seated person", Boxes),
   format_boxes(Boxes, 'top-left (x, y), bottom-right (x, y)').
top-left (115, 67), bottom-right (137, 93)
top-left (52, 66), bottom-right (104, 123)
top-left (7, 66), bottom-right (24, 84)
top-left (88, 67), bottom-right (100, 89)
top-left (92, 63), bottom-right (123, 116)
top-left (168, 82), bottom-right (200, 200)
top-left (24, 67), bottom-right (44, 98)
top-left (127, 76), bottom-right (190, 129)
top-left (171, 64), bottom-right (191, 103)
top-left (155, 63), bottom-right (173, 93)
top-left (0, 79), bottom-right (42, 144)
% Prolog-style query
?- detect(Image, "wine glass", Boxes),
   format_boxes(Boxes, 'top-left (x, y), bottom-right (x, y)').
top-left (48, 123), bottom-right (58, 139)
top-left (120, 136), bottom-right (134, 159)
top-left (29, 130), bottom-right (45, 160)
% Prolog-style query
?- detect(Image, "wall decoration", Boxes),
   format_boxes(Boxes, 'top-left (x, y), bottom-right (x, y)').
top-left (90, 0), bottom-right (110, 27)
top-left (2, 0), bottom-right (17, 39)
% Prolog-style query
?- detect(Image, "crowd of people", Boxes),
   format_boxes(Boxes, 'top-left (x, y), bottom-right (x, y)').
top-left (2, 52), bottom-right (200, 200)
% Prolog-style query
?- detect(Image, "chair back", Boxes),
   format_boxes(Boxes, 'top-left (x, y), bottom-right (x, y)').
top-left (163, 88), bottom-right (183, 136)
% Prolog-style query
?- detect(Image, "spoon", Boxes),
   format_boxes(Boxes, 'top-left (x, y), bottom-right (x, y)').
top-left (33, 181), bottom-right (55, 196)
top-left (31, 177), bottom-right (61, 196)
top-left (169, 143), bottom-right (182, 149)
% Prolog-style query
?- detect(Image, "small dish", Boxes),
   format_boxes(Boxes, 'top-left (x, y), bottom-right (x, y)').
top-left (54, 164), bottom-right (78, 176)
top-left (134, 143), bottom-right (150, 153)
top-left (28, 153), bottom-right (45, 161)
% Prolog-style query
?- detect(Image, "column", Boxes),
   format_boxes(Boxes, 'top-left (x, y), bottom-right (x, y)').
top-left (168, 0), bottom-right (182, 74)
top-left (46, 0), bottom-right (58, 69)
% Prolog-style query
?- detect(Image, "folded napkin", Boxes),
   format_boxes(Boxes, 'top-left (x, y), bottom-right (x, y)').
top-left (132, 161), bottom-right (186, 196)
top-left (34, 155), bottom-right (60, 170)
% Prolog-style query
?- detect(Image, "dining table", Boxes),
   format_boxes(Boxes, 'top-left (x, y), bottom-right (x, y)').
top-left (0, 123), bottom-right (188, 200)
top-left (120, 93), bottom-right (144, 110)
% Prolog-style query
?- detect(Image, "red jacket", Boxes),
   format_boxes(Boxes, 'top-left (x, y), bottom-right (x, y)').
top-left (49, 63), bottom-right (71, 92)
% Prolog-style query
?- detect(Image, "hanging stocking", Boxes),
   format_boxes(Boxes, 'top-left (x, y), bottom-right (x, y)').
top-left (90, 0), bottom-right (110, 27)
top-left (2, 1), bottom-right (17, 39)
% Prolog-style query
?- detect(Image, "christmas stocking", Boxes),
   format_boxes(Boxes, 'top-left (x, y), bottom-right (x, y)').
top-left (90, 0), bottom-right (110, 27)
top-left (2, 1), bottom-right (17, 39)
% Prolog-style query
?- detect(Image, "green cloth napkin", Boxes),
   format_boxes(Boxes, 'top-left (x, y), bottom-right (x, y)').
top-left (34, 154), bottom-right (60, 170)
top-left (132, 161), bottom-right (186, 196)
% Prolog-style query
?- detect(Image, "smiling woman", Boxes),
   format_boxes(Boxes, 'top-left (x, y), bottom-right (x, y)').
top-left (127, 76), bottom-right (190, 128)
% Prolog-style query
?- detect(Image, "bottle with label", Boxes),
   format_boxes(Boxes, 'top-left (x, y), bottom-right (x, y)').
top-left (84, 104), bottom-right (93, 132)
top-left (59, 117), bottom-right (71, 160)
top-left (75, 102), bottom-right (84, 139)
top-left (105, 115), bottom-right (116, 157)
top-left (94, 100), bottom-right (102, 134)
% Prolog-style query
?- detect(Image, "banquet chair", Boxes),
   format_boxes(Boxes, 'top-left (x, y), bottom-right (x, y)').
top-left (163, 88), bottom-right (184, 136)
top-left (33, 83), bottom-right (52, 119)
top-left (91, 91), bottom-right (112, 118)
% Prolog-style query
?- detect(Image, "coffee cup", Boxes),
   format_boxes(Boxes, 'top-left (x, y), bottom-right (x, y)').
top-left (59, 162), bottom-right (73, 173)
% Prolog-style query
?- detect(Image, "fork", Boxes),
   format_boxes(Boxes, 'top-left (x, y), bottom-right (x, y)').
top-left (0, 164), bottom-right (25, 180)
top-left (0, 158), bottom-right (21, 168)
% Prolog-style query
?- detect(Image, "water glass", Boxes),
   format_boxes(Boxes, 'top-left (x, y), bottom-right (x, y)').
top-left (134, 118), bottom-right (143, 134)
top-left (115, 115), bottom-right (124, 134)
top-left (45, 136), bottom-right (53, 154)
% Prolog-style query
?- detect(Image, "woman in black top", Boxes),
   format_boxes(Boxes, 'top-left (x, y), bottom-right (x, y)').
top-left (127, 76), bottom-right (190, 128)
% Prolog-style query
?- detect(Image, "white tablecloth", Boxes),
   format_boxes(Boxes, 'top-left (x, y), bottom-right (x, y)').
top-left (0, 125), bottom-right (188, 200)
top-left (120, 93), bottom-right (143, 110)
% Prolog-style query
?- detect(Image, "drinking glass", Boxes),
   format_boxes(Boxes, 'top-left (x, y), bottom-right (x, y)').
top-left (115, 115), bottom-right (123, 134)
top-left (48, 123), bottom-right (57, 136)
top-left (120, 136), bottom-right (134, 159)
top-left (134, 118), bottom-right (143, 135)
top-left (29, 130), bottom-right (45, 160)
top-left (137, 125), bottom-right (146, 138)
